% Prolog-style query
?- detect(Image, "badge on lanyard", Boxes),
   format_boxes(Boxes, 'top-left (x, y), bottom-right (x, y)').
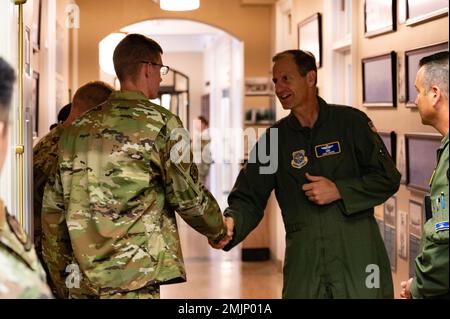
top-left (315, 141), bottom-right (341, 158)
top-left (291, 150), bottom-right (308, 169)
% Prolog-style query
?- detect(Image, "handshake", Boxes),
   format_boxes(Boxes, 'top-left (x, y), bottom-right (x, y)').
top-left (209, 216), bottom-right (235, 250)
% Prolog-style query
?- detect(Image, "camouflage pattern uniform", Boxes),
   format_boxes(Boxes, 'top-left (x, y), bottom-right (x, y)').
top-left (33, 124), bottom-right (64, 261)
top-left (0, 199), bottom-right (53, 299)
top-left (42, 91), bottom-right (227, 299)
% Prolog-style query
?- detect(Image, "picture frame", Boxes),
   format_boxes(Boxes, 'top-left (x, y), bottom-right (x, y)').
top-left (297, 12), bottom-right (322, 68)
top-left (405, 133), bottom-right (441, 192)
top-left (364, 0), bottom-right (396, 38)
top-left (362, 51), bottom-right (397, 107)
top-left (398, 210), bottom-right (408, 260)
top-left (404, 42), bottom-right (448, 107)
top-left (384, 196), bottom-right (397, 228)
top-left (409, 234), bottom-right (421, 277)
top-left (24, 26), bottom-right (31, 76)
top-left (32, 0), bottom-right (42, 51)
top-left (406, 0), bottom-right (448, 26)
top-left (244, 77), bottom-right (273, 96)
top-left (31, 71), bottom-right (40, 138)
top-left (409, 200), bottom-right (423, 238)
top-left (397, 134), bottom-right (407, 184)
top-left (378, 131), bottom-right (397, 163)
top-left (384, 225), bottom-right (397, 272)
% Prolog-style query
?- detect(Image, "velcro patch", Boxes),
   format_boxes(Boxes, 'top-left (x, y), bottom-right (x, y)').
top-left (315, 141), bottom-right (341, 158)
top-left (436, 221), bottom-right (449, 232)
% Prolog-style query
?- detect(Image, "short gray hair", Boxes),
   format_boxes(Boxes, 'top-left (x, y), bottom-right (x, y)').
top-left (419, 51), bottom-right (448, 98)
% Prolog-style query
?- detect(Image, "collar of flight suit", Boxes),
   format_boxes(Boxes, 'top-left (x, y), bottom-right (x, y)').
top-left (109, 90), bottom-right (149, 102)
top-left (286, 96), bottom-right (331, 132)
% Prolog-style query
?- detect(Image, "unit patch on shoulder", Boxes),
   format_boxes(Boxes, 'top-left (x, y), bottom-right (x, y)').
top-left (6, 213), bottom-right (32, 251)
top-left (436, 221), bottom-right (449, 232)
top-left (291, 150), bottom-right (308, 169)
top-left (315, 141), bottom-right (341, 158)
top-left (368, 121), bottom-right (377, 133)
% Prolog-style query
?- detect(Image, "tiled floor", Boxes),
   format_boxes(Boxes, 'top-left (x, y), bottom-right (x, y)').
top-left (161, 217), bottom-right (283, 299)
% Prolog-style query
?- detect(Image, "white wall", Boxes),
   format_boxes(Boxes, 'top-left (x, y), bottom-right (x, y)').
top-left (163, 52), bottom-right (204, 130)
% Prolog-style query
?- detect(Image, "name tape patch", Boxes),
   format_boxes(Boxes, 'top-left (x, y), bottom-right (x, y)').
top-left (315, 141), bottom-right (341, 158)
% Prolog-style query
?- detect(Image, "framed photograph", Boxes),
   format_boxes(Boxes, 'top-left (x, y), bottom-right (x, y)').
top-left (297, 12), bottom-right (322, 68)
top-left (409, 235), bottom-right (421, 277)
top-left (405, 133), bottom-right (441, 192)
top-left (397, 134), bottom-right (407, 184)
top-left (406, 0), bottom-right (448, 26)
top-left (378, 131), bottom-right (397, 163)
top-left (405, 42), bottom-right (448, 107)
top-left (409, 200), bottom-right (423, 238)
top-left (384, 196), bottom-right (397, 228)
top-left (398, 210), bottom-right (408, 260)
top-left (32, 0), bottom-right (42, 51)
top-left (364, 0), bottom-right (396, 37)
top-left (376, 217), bottom-right (385, 240)
top-left (31, 71), bottom-right (40, 138)
top-left (362, 52), bottom-right (397, 107)
top-left (384, 225), bottom-right (397, 272)
top-left (244, 77), bottom-right (273, 96)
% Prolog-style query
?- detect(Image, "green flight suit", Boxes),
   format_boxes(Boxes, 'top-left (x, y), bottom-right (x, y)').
top-left (224, 97), bottom-right (401, 299)
top-left (411, 133), bottom-right (449, 299)
top-left (41, 91), bottom-right (227, 298)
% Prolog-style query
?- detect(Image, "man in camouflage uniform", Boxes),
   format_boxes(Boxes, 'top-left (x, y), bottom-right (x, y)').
top-left (41, 34), bottom-right (231, 299)
top-left (0, 57), bottom-right (52, 298)
top-left (33, 81), bottom-right (113, 264)
top-left (401, 51), bottom-right (449, 299)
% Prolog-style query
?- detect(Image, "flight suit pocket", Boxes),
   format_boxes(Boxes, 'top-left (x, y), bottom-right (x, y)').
top-left (334, 201), bottom-right (374, 222)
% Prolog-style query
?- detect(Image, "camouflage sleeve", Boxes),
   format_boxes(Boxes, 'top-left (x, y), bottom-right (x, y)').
top-left (41, 167), bottom-right (71, 298)
top-left (155, 115), bottom-right (227, 244)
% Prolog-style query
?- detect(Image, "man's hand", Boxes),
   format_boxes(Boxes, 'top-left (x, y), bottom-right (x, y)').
top-left (302, 173), bottom-right (342, 205)
top-left (209, 216), bottom-right (234, 249)
top-left (400, 278), bottom-right (413, 299)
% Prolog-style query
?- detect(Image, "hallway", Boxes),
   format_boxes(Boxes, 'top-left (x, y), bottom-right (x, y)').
top-left (161, 218), bottom-right (283, 299)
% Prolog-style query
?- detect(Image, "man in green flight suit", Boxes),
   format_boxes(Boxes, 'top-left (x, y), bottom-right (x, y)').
top-left (0, 57), bottom-right (52, 299)
top-left (400, 51), bottom-right (449, 299)
top-left (33, 81), bottom-right (113, 297)
top-left (214, 50), bottom-right (401, 298)
top-left (41, 34), bottom-right (231, 299)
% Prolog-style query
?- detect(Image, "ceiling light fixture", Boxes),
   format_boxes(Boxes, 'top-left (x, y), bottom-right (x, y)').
top-left (159, 0), bottom-right (200, 11)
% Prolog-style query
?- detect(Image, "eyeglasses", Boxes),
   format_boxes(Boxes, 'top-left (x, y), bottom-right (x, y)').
top-left (140, 61), bottom-right (170, 75)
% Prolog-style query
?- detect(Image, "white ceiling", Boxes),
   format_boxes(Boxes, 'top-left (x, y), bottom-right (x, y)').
top-left (120, 19), bottom-right (227, 52)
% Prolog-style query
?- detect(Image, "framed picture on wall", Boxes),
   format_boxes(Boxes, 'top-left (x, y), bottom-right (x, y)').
top-left (398, 210), bottom-right (408, 260)
top-left (397, 134), bottom-right (407, 184)
top-left (378, 131), bottom-right (397, 163)
top-left (405, 0), bottom-right (448, 26)
top-left (405, 42), bottom-right (448, 107)
top-left (245, 77), bottom-right (273, 96)
top-left (32, 0), bottom-right (42, 51)
top-left (362, 51), bottom-right (397, 107)
top-left (384, 196), bottom-right (397, 228)
top-left (364, 0), bottom-right (396, 37)
top-left (409, 200), bottom-right (423, 238)
top-left (297, 13), bottom-right (322, 68)
top-left (405, 133), bottom-right (441, 192)
top-left (31, 71), bottom-right (40, 138)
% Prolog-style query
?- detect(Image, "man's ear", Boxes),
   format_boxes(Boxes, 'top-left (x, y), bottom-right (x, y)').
top-left (306, 70), bottom-right (317, 87)
top-left (431, 85), bottom-right (441, 107)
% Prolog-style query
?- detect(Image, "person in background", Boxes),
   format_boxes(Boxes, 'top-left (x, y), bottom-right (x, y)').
top-left (0, 57), bottom-right (52, 299)
top-left (49, 103), bottom-right (71, 130)
top-left (33, 81), bottom-right (113, 297)
top-left (213, 50), bottom-right (401, 298)
top-left (41, 34), bottom-right (231, 299)
top-left (193, 116), bottom-right (212, 187)
top-left (400, 51), bottom-right (449, 299)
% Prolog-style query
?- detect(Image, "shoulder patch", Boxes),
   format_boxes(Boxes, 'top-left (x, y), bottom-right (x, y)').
top-left (6, 213), bottom-right (32, 251)
top-left (436, 221), bottom-right (449, 232)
